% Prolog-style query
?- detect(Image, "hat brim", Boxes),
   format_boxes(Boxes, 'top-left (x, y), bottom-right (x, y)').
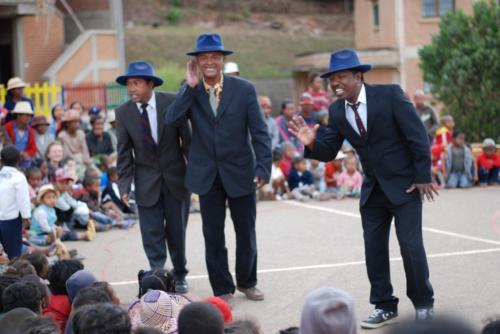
top-left (7, 84), bottom-right (27, 91)
top-left (186, 49), bottom-right (233, 56)
top-left (116, 75), bottom-right (163, 87)
top-left (13, 111), bottom-right (34, 115)
top-left (320, 64), bottom-right (373, 79)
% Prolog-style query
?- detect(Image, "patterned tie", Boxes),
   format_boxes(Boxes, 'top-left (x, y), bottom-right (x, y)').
top-left (140, 103), bottom-right (157, 160)
top-left (209, 86), bottom-right (218, 116)
top-left (347, 102), bottom-right (368, 140)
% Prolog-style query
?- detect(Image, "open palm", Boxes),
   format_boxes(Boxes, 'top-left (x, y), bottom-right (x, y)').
top-left (288, 115), bottom-right (319, 146)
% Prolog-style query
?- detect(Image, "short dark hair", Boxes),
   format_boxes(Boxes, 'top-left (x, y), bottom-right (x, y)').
top-left (20, 251), bottom-right (49, 279)
top-left (69, 101), bottom-right (83, 109)
top-left (1, 281), bottom-right (42, 313)
top-left (108, 166), bottom-right (118, 177)
top-left (452, 130), bottom-right (464, 139)
top-left (83, 175), bottom-right (100, 188)
top-left (92, 281), bottom-right (115, 302)
top-left (90, 115), bottom-right (103, 125)
top-left (21, 274), bottom-right (50, 309)
top-left (293, 157), bottom-right (306, 165)
top-left (4, 259), bottom-right (37, 277)
top-left (483, 319), bottom-right (500, 334)
top-left (72, 285), bottom-right (112, 310)
top-left (1, 145), bottom-right (21, 166)
top-left (0, 273), bottom-right (20, 312)
top-left (47, 259), bottom-right (84, 295)
top-left (281, 99), bottom-right (294, 111)
top-left (25, 166), bottom-right (41, 179)
top-left (18, 315), bottom-right (60, 334)
top-left (178, 302), bottom-right (224, 334)
top-left (308, 72), bottom-right (321, 84)
top-left (73, 303), bottom-right (131, 334)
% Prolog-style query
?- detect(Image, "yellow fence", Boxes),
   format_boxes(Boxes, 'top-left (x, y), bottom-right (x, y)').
top-left (0, 83), bottom-right (62, 118)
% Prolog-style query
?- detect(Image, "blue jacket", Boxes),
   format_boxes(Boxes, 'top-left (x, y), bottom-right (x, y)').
top-left (305, 84), bottom-right (431, 206)
top-left (165, 75), bottom-right (272, 197)
top-left (288, 169), bottom-right (314, 190)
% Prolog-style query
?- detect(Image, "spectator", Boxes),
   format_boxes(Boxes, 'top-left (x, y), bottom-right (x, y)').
top-left (45, 141), bottom-right (64, 181)
top-left (310, 159), bottom-right (326, 193)
top-left (4, 259), bottom-right (36, 277)
top-left (0, 145), bottom-right (31, 259)
top-left (20, 251), bottom-right (49, 279)
top-left (413, 90), bottom-right (439, 144)
top-left (0, 244), bottom-right (10, 273)
top-left (18, 315), bottom-right (60, 334)
top-left (93, 281), bottom-right (121, 305)
top-left (0, 307), bottom-right (37, 334)
top-left (3, 101), bottom-right (37, 168)
top-left (0, 273), bottom-right (20, 312)
top-left (315, 110), bottom-right (329, 140)
top-left (107, 110), bottom-right (118, 152)
top-left (69, 101), bottom-right (90, 133)
top-left (66, 270), bottom-right (97, 303)
top-left (279, 141), bottom-right (297, 179)
top-left (307, 72), bottom-right (331, 113)
top-left (0, 123), bottom-right (12, 151)
top-left (3, 77), bottom-right (34, 123)
top-left (21, 274), bottom-right (50, 310)
top-left (224, 319), bottom-right (262, 334)
top-left (223, 62), bottom-right (240, 76)
top-left (58, 109), bottom-right (91, 166)
top-left (430, 144), bottom-right (445, 188)
top-left (288, 157), bottom-right (315, 201)
top-left (86, 115), bottom-right (115, 157)
top-left (258, 149), bottom-right (290, 201)
top-left (324, 151), bottom-right (346, 194)
top-left (26, 166), bottom-right (42, 207)
top-left (102, 167), bottom-right (136, 215)
top-left (29, 184), bottom-right (64, 247)
top-left (483, 319), bottom-right (500, 334)
top-left (337, 156), bottom-right (363, 199)
top-left (77, 176), bottom-right (116, 231)
top-left (129, 290), bottom-right (182, 333)
top-left (178, 301), bottom-right (224, 334)
top-left (477, 138), bottom-right (499, 186)
top-left (300, 287), bottom-right (357, 334)
top-left (72, 303), bottom-right (131, 334)
top-left (49, 104), bottom-right (65, 136)
top-left (299, 93), bottom-right (316, 127)
top-left (1, 280), bottom-right (42, 314)
top-left (32, 116), bottom-right (54, 160)
top-left (44, 259), bottom-right (83, 332)
top-left (435, 115), bottom-right (454, 147)
top-left (276, 100), bottom-right (302, 151)
top-left (445, 131), bottom-right (474, 189)
top-left (259, 96), bottom-right (279, 149)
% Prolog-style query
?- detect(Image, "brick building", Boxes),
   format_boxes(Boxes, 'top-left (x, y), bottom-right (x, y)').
top-left (293, 0), bottom-right (474, 99)
top-left (0, 0), bottom-right (125, 85)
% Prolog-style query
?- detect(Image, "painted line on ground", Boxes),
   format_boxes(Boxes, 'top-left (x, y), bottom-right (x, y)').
top-left (109, 247), bottom-right (500, 287)
top-left (283, 201), bottom-right (500, 246)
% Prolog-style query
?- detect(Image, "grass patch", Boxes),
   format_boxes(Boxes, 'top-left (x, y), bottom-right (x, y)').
top-left (126, 25), bottom-right (353, 80)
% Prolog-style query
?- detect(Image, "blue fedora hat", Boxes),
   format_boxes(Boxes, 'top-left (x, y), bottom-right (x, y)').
top-left (116, 61), bottom-right (163, 86)
top-left (186, 33), bottom-right (233, 56)
top-left (320, 49), bottom-right (372, 78)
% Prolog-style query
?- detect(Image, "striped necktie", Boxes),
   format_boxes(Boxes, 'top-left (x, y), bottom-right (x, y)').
top-left (347, 102), bottom-right (368, 140)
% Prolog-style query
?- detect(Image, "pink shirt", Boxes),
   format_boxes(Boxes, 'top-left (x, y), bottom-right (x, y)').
top-left (337, 170), bottom-right (363, 190)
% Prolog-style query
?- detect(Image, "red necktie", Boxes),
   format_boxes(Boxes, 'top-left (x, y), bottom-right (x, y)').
top-left (347, 102), bottom-right (368, 140)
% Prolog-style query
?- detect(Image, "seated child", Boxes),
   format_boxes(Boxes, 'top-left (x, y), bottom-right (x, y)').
top-left (336, 156), bottom-right (363, 199)
top-left (324, 151), bottom-right (345, 194)
top-left (30, 184), bottom-right (63, 246)
top-left (435, 114), bottom-right (454, 146)
top-left (477, 138), bottom-right (499, 186)
top-left (26, 166), bottom-right (42, 208)
top-left (431, 144), bottom-right (445, 187)
top-left (258, 150), bottom-right (291, 201)
top-left (288, 157), bottom-right (316, 202)
top-left (445, 131), bottom-right (474, 189)
top-left (279, 141), bottom-right (297, 179)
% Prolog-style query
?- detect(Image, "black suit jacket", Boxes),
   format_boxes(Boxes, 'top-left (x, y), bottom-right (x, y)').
top-left (116, 92), bottom-right (191, 207)
top-left (165, 75), bottom-right (272, 197)
top-left (305, 84), bottom-right (431, 206)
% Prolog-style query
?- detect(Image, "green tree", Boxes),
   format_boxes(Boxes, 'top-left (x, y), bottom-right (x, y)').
top-left (419, 0), bottom-right (500, 142)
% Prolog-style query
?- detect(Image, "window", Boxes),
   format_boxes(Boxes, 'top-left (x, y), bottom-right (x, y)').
top-left (373, 2), bottom-right (380, 27)
top-left (421, 0), bottom-right (455, 17)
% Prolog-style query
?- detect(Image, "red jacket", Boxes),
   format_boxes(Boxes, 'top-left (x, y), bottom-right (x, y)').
top-left (4, 120), bottom-right (37, 157)
top-left (43, 294), bottom-right (71, 332)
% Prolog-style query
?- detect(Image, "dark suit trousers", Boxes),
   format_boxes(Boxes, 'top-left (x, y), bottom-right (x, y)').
top-left (137, 181), bottom-right (188, 279)
top-left (360, 183), bottom-right (434, 311)
top-left (199, 173), bottom-right (258, 296)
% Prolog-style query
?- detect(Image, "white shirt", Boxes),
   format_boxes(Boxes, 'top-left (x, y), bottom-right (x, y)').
top-left (0, 166), bottom-right (31, 220)
top-left (136, 93), bottom-right (158, 143)
top-left (344, 84), bottom-right (368, 136)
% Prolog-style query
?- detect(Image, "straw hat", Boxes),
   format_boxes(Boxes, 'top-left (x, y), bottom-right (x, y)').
top-left (7, 77), bottom-right (27, 91)
top-left (12, 101), bottom-right (34, 115)
top-left (37, 184), bottom-right (59, 203)
top-left (62, 109), bottom-right (81, 122)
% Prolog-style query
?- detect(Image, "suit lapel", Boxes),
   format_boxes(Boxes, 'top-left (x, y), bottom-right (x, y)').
top-left (216, 75), bottom-right (233, 120)
top-left (154, 92), bottom-right (165, 142)
top-left (365, 84), bottom-right (378, 141)
top-left (194, 83), bottom-right (217, 119)
top-left (337, 101), bottom-right (364, 145)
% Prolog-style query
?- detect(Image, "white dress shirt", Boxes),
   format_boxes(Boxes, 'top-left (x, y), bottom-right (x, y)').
top-left (136, 93), bottom-right (158, 143)
top-left (0, 166), bottom-right (31, 220)
top-left (344, 84), bottom-right (368, 136)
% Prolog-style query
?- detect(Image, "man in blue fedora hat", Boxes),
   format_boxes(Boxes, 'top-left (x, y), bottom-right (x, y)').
top-left (289, 49), bottom-right (437, 328)
top-left (115, 61), bottom-right (191, 293)
top-left (165, 33), bottom-right (272, 305)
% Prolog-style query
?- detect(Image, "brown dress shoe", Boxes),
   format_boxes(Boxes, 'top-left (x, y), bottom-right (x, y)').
top-left (237, 286), bottom-right (265, 301)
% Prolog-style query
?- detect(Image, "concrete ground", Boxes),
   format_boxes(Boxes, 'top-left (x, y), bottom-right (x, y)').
top-left (75, 186), bottom-right (500, 333)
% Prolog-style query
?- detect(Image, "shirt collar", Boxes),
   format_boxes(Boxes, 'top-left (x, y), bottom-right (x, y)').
top-left (203, 73), bottom-right (224, 92)
top-left (136, 92), bottom-right (156, 112)
top-left (344, 84), bottom-right (367, 107)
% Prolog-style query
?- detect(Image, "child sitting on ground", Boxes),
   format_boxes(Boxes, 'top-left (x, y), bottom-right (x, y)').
top-left (26, 166), bottom-right (42, 208)
top-left (435, 114), bottom-right (454, 147)
top-left (258, 150), bottom-right (291, 201)
top-left (279, 141), bottom-right (298, 179)
top-left (336, 156), bottom-right (363, 199)
top-left (288, 157), bottom-right (316, 202)
top-left (445, 131), bottom-right (475, 188)
top-left (30, 184), bottom-right (63, 246)
top-left (431, 144), bottom-right (445, 187)
top-left (477, 138), bottom-right (499, 186)
top-left (324, 151), bottom-right (345, 195)
top-left (101, 167), bottom-right (136, 215)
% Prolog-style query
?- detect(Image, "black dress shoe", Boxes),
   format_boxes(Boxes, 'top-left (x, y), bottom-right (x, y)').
top-left (174, 278), bottom-right (188, 293)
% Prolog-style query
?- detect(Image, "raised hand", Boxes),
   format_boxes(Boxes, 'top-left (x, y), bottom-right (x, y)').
top-left (288, 115), bottom-right (319, 147)
top-left (186, 59), bottom-right (200, 88)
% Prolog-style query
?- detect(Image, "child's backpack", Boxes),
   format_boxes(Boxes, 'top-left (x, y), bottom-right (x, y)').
top-left (137, 268), bottom-right (176, 297)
